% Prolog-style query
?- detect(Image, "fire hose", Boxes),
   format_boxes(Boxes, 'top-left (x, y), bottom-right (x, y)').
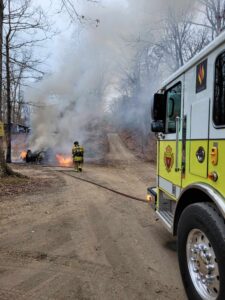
top-left (55, 169), bottom-right (147, 204)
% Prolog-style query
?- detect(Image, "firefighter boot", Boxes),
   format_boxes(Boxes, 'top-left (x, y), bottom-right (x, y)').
top-left (74, 162), bottom-right (79, 172)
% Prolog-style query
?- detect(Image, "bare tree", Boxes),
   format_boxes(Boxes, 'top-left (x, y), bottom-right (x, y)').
top-left (108, 4), bottom-right (212, 161)
top-left (193, 0), bottom-right (225, 38)
top-left (156, 7), bottom-right (210, 71)
top-left (0, 0), bottom-right (17, 175)
top-left (60, 0), bottom-right (100, 25)
top-left (3, 0), bottom-right (51, 162)
top-left (0, 0), bottom-right (5, 175)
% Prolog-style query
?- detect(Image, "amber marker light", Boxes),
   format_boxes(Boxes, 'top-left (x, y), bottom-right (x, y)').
top-left (208, 171), bottom-right (218, 182)
top-left (146, 194), bottom-right (152, 202)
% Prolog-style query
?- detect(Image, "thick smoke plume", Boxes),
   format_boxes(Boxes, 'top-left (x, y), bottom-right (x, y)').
top-left (26, 0), bottom-right (195, 158)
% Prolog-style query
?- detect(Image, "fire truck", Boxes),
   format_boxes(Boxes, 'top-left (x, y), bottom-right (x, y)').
top-left (148, 32), bottom-right (225, 300)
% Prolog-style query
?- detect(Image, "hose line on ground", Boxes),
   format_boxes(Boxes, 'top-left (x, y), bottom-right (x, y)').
top-left (57, 170), bottom-right (147, 203)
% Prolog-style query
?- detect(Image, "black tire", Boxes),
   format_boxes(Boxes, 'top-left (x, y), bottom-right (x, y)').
top-left (177, 203), bottom-right (225, 300)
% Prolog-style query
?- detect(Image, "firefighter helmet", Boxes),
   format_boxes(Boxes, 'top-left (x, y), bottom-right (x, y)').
top-left (74, 141), bottom-right (79, 146)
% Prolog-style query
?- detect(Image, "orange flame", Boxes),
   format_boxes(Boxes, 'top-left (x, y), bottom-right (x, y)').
top-left (55, 154), bottom-right (73, 167)
top-left (20, 151), bottom-right (27, 159)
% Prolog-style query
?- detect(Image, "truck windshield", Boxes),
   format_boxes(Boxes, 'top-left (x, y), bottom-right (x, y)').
top-left (166, 82), bottom-right (182, 133)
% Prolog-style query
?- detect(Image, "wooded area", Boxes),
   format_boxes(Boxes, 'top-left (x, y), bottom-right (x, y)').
top-left (109, 0), bottom-right (225, 160)
top-left (0, 0), bottom-right (225, 174)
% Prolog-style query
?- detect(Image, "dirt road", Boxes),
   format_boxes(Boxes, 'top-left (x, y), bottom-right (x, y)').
top-left (0, 134), bottom-right (186, 300)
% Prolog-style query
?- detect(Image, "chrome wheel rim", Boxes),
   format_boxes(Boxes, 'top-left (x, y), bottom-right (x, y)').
top-left (186, 229), bottom-right (220, 300)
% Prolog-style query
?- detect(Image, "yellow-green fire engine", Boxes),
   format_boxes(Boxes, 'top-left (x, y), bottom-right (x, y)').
top-left (148, 31), bottom-right (225, 300)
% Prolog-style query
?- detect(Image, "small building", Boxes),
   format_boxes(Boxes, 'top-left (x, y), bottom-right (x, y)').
top-left (4, 123), bottom-right (30, 134)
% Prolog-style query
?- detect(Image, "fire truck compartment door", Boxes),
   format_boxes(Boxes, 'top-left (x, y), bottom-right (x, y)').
top-left (190, 99), bottom-right (209, 178)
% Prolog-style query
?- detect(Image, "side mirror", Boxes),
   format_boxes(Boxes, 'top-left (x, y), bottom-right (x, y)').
top-left (151, 93), bottom-right (166, 133)
top-left (152, 93), bottom-right (166, 121)
top-left (151, 120), bottom-right (165, 133)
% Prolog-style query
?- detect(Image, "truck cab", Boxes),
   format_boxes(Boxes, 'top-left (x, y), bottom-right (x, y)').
top-left (148, 31), bottom-right (225, 300)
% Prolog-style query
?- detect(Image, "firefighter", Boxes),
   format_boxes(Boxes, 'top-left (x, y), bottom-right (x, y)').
top-left (72, 141), bottom-right (84, 172)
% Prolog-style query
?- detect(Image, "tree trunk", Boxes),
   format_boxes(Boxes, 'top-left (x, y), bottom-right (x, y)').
top-left (0, 0), bottom-right (2, 120)
top-left (0, 0), bottom-right (5, 175)
top-left (0, 0), bottom-right (17, 176)
top-left (6, 32), bottom-right (11, 163)
top-left (6, 0), bottom-right (11, 163)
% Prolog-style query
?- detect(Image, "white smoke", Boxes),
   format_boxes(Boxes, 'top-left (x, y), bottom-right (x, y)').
top-left (26, 0), bottom-right (196, 156)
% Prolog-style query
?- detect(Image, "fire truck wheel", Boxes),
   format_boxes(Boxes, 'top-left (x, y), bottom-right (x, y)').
top-left (177, 202), bottom-right (225, 300)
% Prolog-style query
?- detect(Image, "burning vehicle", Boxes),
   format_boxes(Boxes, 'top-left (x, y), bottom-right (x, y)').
top-left (25, 149), bottom-right (45, 163)
top-left (20, 148), bottom-right (72, 166)
top-left (21, 149), bottom-right (50, 164)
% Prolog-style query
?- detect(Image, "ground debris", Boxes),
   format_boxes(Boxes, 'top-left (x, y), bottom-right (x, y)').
top-left (0, 177), bottom-right (52, 198)
top-left (0, 164), bottom-right (63, 199)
